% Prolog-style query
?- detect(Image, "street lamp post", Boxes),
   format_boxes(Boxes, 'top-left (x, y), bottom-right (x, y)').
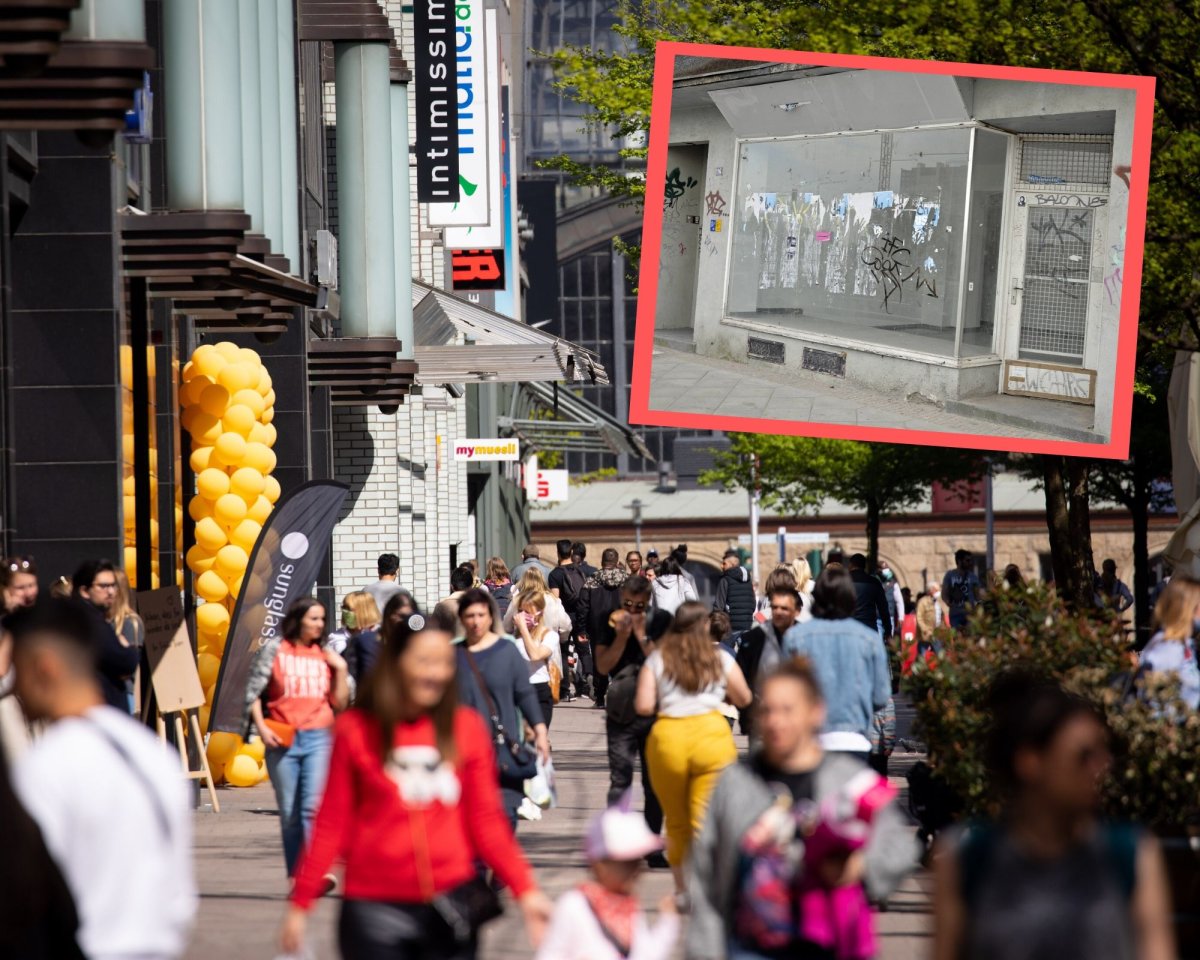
top-left (984, 458), bottom-right (995, 575)
top-left (626, 498), bottom-right (644, 553)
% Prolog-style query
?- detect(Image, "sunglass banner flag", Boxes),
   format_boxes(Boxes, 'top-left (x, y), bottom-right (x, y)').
top-left (208, 480), bottom-right (350, 734)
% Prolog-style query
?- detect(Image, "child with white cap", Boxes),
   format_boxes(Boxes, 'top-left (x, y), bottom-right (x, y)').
top-left (535, 792), bottom-right (680, 960)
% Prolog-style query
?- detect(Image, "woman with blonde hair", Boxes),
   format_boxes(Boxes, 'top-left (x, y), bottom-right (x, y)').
top-left (502, 566), bottom-right (572, 637)
top-left (108, 570), bottom-right (145, 715)
top-left (790, 557), bottom-right (815, 621)
top-left (512, 588), bottom-right (561, 729)
top-left (635, 601), bottom-right (752, 896)
top-left (339, 590), bottom-right (383, 692)
top-left (1140, 575), bottom-right (1200, 710)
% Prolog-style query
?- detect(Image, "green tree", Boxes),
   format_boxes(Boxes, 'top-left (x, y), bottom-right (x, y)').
top-left (700, 434), bottom-right (981, 569)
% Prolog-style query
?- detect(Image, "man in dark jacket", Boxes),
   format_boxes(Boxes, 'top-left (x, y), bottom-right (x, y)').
top-left (848, 553), bottom-right (893, 641)
top-left (577, 548), bottom-right (628, 707)
top-left (713, 549), bottom-right (756, 633)
top-left (734, 587), bottom-right (799, 737)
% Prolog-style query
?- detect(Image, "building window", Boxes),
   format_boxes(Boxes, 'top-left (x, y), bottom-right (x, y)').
top-left (727, 126), bottom-right (983, 358)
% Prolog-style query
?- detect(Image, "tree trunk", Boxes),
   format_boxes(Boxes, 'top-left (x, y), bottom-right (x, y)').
top-left (1042, 457), bottom-right (1097, 609)
top-left (1129, 491), bottom-right (1151, 647)
top-left (865, 498), bottom-right (881, 572)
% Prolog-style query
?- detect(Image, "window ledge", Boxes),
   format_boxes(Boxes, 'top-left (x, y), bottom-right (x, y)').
top-left (718, 316), bottom-right (1002, 369)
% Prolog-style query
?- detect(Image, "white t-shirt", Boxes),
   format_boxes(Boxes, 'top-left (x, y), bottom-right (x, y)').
top-left (535, 888), bottom-right (680, 960)
top-left (647, 647), bottom-right (736, 717)
top-left (514, 629), bottom-right (560, 685)
top-left (14, 705), bottom-right (196, 960)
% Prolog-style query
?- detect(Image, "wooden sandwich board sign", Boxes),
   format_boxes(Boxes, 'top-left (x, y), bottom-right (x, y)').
top-left (136, 587), bottom-right (219, 812)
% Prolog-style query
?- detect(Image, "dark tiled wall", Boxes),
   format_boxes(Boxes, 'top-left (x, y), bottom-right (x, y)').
top-left (8, 132), bottom-right (124, 582)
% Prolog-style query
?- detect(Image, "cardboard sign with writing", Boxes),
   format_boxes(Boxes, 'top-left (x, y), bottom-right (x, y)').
top-left (136, 587), bottom-right (205, 712)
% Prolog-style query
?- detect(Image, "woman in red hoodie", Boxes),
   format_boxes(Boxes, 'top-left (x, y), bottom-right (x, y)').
top-left (280, 607), bottom-right (552, 958)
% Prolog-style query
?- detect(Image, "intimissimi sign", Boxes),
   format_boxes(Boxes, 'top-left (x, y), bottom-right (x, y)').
top-left (414, 0), bottom-right (460, 201)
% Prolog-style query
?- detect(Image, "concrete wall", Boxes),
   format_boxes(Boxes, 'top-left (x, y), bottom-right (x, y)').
top-left (656, 144), bottom-right (707, 330)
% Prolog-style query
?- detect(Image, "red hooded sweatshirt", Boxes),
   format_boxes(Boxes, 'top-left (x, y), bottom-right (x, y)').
top-left (290, 706), bottom-right (535, 909)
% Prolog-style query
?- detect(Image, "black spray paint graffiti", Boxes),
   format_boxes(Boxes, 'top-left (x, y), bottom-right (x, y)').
top-left (859, 234), bottom-right (938, 313)
top-left (1032, 210), bottom-right (1089, 250)
top-left (1034, 193), bottom-right (1108, 208)
top-left (664, 167), bottom-right (698, 209)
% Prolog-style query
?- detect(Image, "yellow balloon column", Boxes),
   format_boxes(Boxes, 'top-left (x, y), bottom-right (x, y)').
top-left (181, 342), bottom-right (278, 786)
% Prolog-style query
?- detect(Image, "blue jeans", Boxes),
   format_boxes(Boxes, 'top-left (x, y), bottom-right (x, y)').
top-left (265, 726), bottom-right (333, 876)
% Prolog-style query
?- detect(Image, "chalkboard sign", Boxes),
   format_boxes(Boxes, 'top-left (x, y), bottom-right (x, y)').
top-left (802, 347), bottom-right (847, 378)
top-left (748, 336), bottom-right (785, 364)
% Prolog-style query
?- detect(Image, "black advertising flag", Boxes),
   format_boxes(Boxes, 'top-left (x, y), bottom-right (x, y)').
top-left (414, 0), bottom-right (459, 201)
top-left (208, 480), bottom-right (350, 734)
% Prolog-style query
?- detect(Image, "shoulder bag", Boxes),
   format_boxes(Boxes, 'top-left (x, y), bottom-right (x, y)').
top-left (462, 645), bottom-right (539, 788)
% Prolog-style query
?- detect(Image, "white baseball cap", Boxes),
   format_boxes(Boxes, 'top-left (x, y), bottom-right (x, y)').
top-left (584, 791), bottom-right (664, 862)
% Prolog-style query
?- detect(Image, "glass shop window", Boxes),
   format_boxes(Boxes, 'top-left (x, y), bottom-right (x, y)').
top-left (727, 128), bottom-right (985, 359)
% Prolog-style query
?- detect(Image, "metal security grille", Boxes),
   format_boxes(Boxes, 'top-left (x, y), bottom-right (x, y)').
top-left (1018, 207), bottom-right (1093, 360)
top-left (1017, 135), bottom-right (1113, 185)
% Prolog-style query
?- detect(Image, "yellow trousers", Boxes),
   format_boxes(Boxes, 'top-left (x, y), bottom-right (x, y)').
top-left (645, 711), bottom-right (737, 867)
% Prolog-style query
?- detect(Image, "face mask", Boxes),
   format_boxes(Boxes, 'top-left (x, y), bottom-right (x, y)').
top-left (342, 609), bottom-right (357, 630)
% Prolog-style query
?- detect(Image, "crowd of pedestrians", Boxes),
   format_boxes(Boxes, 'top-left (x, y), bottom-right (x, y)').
top-left (0, 539), bottom-right (1188, 959)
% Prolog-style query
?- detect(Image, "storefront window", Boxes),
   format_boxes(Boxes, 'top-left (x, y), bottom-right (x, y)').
top-left (961, 130), bottom-right (1009, 355)
top-left (727, 127), bottom-right (981, 358)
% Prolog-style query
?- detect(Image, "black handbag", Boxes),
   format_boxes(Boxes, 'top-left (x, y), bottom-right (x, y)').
top-left (462, 646), bottom-right (539, 788)
top-left (432, 876), bottom-right (503, 942)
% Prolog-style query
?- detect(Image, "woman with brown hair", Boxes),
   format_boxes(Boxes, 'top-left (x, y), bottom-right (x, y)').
top-left (634, 601), bottom-right (752, 894)
top-left (245, 597), bottom-right (350, 877)
top-left (280, 607), bottom-right (553, 958)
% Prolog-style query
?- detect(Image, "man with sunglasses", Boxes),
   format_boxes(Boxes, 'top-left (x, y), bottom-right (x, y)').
top-left (71, 560), bottom-right (139, 712)
top-left (593, 575), bottom-right (671, 864)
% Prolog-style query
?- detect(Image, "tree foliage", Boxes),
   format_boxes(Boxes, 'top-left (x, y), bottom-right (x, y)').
top-left (700, 434), bottom-right (981, 567)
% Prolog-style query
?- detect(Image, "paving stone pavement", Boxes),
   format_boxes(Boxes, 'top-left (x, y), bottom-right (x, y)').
top-left (187, 698), bottom-right (932, 959)
top-left (646, 345), bottom-right (1060, 441)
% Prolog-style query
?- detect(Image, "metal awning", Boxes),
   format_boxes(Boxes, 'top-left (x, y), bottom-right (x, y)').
top-left (411, 280), bottom-right (608, 385)
top-left (498, 380), bottom-right (652, 459)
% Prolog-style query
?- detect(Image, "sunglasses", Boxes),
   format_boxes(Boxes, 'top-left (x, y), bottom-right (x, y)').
top-left (622, 600), bottom-right (647, 612)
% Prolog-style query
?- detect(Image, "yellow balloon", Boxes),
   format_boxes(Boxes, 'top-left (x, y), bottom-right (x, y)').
top-left (237, 348), bottom-right (262, 369)
top-left (196, 601), bottom-right (230, 635)
top-left (240, 740), bottom-right (266, 763)
top-left (197, 653), bottom-right (220, 689)
top-left (124, 546), bottom-right (137, 572)
top-left (198, 383), bottom-right (231, 418)
top-left (188, 496), bottom-right (214, 523)
top-left (196, 467), bottom-right (231, 501)
top-left (122, 475), bottom-right (135, 497)
top-left (190, 412), bottom-right (224, 446)
top-left (256, 367), bottom-right (272, 395)
top-left (213, 493), bottom-right (248, 527)
top-left (231, 388), bottom-right (266, 418)
top-left (193, 517), bottom-right (228, 553)
top-left (200, 631), bottom-right (226, 658)
top-left (183, 374), bottom-right (215, 407)
top-left (186, 544), bottom-right (216, 574)
top-left (214, 544), bottom-right (249, 579)
top-left (217, 362), bottom-right (257, 393)
top-left (257, 761), bottom-right (269, 784)
top-left (150, 572), bottom-right (160, 589)
top-left (198, 705), bottom-right (211, 736)
top-left (222, 404), bottom-right (257, 437)
top-left (247, 422), bottom-right (272, 446)
top-left (123, 493), bottom-right (136, 518)
top-left (213, 431), bottom-right (247, 467)
top-left (230, 519), bottom-right (262, 554)
top-left (262, 388), bottom-right (276, 409)
top-left (260, 406), bottom-right (275, 425)
top-left (214, 341), bottom-right (241, 361)
top-left (263, 475), bottom-right (281, 504)
top-left (194, 348), bottom-right (226, 381)
top-left (196, 569), bottom-right (229, 603)
top-left (122, 434), bottom-right (135, 464)
top-left (247, 494), bottom-right (273, 525)
top-left (180, 405), bottom-right (199, 433)
top-left (206, 731), bottom-right (242, 765)
top-left (182, 359), bottom-right (197, 382)
top-left (226, 573), bottom-right (245, 599)
top-left (241, 442), bottom-right (276, 475)
top-left (204, 683), bottom-right (215, 705)
top-left (229, 466), bottom-right (266, 502)
top-left (188, 446), bottom-right (213, 473)
top-left (260, 423), bottom-right (278, 448)
top-left (225, 754), bottom-right (260, 788)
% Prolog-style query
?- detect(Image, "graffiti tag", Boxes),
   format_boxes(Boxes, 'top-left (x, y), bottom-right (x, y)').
top-left (860, 234), bottom-right (939, 313)
top-left (1032, 210), bottom-right (1089, 249)
top-left (664, 167), bottom-right (698, 205)
top-left (1034, 193), bottom-right (1107, 208)
top-left (704, 190), bottom-right (727, 217)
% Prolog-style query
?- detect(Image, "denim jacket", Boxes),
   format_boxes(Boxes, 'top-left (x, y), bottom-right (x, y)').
top-left (781, 617), bottom-right (890, 738)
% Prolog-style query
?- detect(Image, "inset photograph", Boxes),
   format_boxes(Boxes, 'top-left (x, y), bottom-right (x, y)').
top-left (631, 44), bottom-right (1155, 458)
